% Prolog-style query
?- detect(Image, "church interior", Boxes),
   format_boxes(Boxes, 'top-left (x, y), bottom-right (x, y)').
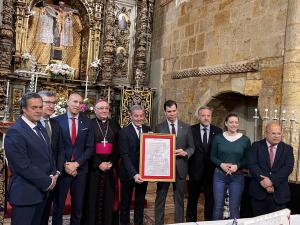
top-left (1, 0), bottom-right (300, 224)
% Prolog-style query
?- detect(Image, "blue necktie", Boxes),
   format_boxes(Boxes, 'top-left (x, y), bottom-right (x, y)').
top-left (33, 125), bottom-right (47, 144)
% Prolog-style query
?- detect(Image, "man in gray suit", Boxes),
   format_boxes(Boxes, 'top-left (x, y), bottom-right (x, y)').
top-left (155, 100), bottom-right (195, 225)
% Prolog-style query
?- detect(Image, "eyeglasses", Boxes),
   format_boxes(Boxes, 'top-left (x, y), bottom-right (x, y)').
top-left (43, 101), bottom-right (56, 105)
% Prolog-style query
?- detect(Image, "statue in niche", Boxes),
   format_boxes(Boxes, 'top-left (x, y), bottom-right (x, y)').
top-left (26, 0), bottom-right (83, 79)
top-left (117, 7), bottom-right (130, 31)
top-left (115, 47), bottom-right (126, 65)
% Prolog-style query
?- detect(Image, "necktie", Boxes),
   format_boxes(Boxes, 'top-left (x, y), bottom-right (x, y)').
top-left (44, 119), bottom-right (52, 140)
top-left (137, 126), bottom-right (142, 139)
top-left (202, 127), bottom-right (208, 145)
top-left (71, 117), bottom-right (77, 145)
top-left (171, 123), bottom-right (176, 135)
top-left (269, 145), bottom-right (275, 168)
top-left (33, 125), bottom-right (47, 144)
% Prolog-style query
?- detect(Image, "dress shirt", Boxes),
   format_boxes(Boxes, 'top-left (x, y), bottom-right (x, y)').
top-left (67, 112), bottom-right (79, 137)
top-left (200, 124), bottom-right (210, 143)
top-left (266, 140), bottom-right (278, 164)
top-left (40, 116), bottom-right (52, 133)
top-left (167, 119), bottom-right (178, 135)
top-left (132, 123), bottom-right (142, 138)
top-left (21, 115), bottom-right (38, 133)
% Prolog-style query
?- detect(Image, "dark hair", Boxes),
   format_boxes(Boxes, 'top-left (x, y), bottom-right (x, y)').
top-left (38, 90), bottom-right (56, 98)
top-left (20, 92), bottom-right (42, 114)
top-left (224, 112), bottom-right (239, 130)
top-left (163, 100), bottom-right (177, 111)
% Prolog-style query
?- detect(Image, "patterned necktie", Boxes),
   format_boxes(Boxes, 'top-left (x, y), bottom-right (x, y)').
top-left (44, 119), bottom-right (52, 140)
top-left (71, 117), bottom-right (77, 145)
top-left (33, 125), bottom-right (47, 144)
top-left (269, 145), bottom-right (275, 167)
top-left (202, 127), bottom-right (208, 145)
top-left (171, 123), bottom-right (176, 135)
top-left (137, 126), bottom-right (142, 139)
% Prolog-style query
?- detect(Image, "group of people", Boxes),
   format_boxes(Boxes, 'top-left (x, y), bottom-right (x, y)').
top-left (4, 91), bottom-right (294, 225)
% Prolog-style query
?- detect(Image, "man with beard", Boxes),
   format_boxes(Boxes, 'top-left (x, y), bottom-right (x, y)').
top-left (82, 99), bottom-right (120, 225)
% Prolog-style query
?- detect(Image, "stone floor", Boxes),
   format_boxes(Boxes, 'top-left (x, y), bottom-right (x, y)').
top-left (4, 182), bottom-right (204, 225)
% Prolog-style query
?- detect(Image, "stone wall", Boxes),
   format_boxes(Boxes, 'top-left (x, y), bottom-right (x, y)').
top-left (150, 0), bottom-right (288, 124)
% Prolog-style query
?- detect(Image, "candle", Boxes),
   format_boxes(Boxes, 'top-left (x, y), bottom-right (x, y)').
top-left (6, 80), bottom-right (9, 97)
top-left (291, 110), bottom-right (295, 121)
top-left (264, 108), bottom-right (269, 119)
top-left (108, 86), bottom-right (111, 103)
top-left (85, 74), bottom-right (88, 99)
top-left (273, 109), bottom-right (278, 120)
top-left (34, 74), bottom-right (38, 92)
top-left (281, 109), bottom-right (286, 121)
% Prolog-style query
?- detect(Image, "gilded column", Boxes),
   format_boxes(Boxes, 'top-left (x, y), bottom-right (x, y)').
top-left (281, 0), bottom-right (300, 181)
top-left (101, 0), bottom-right (115, 85)
top-left (0, 0), bottom-right (14, 76)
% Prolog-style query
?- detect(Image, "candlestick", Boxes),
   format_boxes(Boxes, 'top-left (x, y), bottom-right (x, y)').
top-left (263, 108), bottom-right (269, 120)
top-left (6, 80), bottom-right (9, 97)
top-left (108, 86), bottom-right (111, 104)
top-left (281, 110), bottom-right (286, 121)
top-left (291, 110), bottom-right (295, 121)
top-left (85, 74), bottom-right (88, 99)
top-left (273, 109), bottom-right (278, 120)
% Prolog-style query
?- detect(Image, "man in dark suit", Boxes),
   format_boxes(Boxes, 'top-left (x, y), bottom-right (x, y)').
top-left (38, 91), bottom-right (65, 225)
top-left (248, 121), bottom-right (294, 216)
top-left (4, 92), bottom-right (58, 225)
top-left (52, 93), bottom-right (94, 225)
top-left (155, 100), bottom-right (194, 225)
top-left (186, 106), bottom-right (222, 221)
top-left (119, 105), bottom-right (151, 225)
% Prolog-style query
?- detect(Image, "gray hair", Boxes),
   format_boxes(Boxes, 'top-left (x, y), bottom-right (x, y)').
top-left (38, 90), bottom-right (56, 98)
top-left (195, 105), bottom-right (212, 117)
top-left (130, 105), bottom-right (145, 114)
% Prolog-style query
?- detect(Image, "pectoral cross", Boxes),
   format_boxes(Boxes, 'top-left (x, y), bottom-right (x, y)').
top-left (102, 138), bottom-right (107, 147)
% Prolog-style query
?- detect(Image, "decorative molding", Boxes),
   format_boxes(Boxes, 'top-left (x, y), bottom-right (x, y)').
top-left (160, 0), bottom-right (173, 7)
top-left (171, 59), bottom-right (259, 79)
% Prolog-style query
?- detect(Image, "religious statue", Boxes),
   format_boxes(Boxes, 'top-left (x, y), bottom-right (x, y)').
top-left (26, 0), bottom-right (83, 79)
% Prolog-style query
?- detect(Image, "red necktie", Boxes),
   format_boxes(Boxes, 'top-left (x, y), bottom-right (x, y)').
top-left (269, 145), bottom-right (275, 167)
top-left (71, 117), bottom-right (76, 145)
top-left (171, 123), bottom-right (176, 135)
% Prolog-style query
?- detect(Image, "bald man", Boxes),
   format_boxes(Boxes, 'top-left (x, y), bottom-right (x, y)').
top-left (248, 121), bottom-right (294, 216)
top-left (52, 93), bottom-right (94, 225)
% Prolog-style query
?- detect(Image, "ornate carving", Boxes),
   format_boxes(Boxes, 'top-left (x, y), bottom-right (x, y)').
top-left (120, 87), bottom-right (152, 127)
top-left (101, 0), bottom-right (116, 85)
top-left (133, 0), bottom-right (152, 86)
top-left (113, 6), bottom-right (132, 78)
top-left (0, 0), bottom-right (14, 76)
top-left (171, 59), bottom-right (259, 79)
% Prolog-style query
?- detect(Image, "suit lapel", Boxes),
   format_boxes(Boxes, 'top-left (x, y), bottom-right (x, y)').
top-left (61, 114), bottom-right (72, 145)
top-left (261, 140), bottom-right (271, 168)
top-left (19, 118), bottom-right (50, 159)
top-left (272, 142), bottom-right (283, 168)
top-left (194, 124), bottom-right (202, 148)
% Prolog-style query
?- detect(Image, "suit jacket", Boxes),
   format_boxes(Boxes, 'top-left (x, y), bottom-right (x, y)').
top-left (155, 120), bottom-right (194, 179)
top-left (188, 124), bottom-right (222, 181)
top-left (119, 123), bottom-right (151, 181)
top-left (248, 139), bottom-right (294, 204)
top-left (54, 113), bottom-right (94, 174)
top-left (4, 117), bottom-right (54, 205)
top-left (49, 118), bottom-right (65, 173)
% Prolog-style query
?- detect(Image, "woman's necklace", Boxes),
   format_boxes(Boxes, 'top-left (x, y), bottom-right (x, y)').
top-left (96, 118), bottom-right (109, 147)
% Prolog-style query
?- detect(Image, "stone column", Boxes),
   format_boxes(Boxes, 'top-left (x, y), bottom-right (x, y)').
top-left (282, 0), bottom-right (300, 118)
top-left (281, 0), bottom-right (300, 181)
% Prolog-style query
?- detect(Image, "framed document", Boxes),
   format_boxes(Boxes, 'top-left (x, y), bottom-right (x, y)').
top-left (139, 133), bottom-right (176, 182)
